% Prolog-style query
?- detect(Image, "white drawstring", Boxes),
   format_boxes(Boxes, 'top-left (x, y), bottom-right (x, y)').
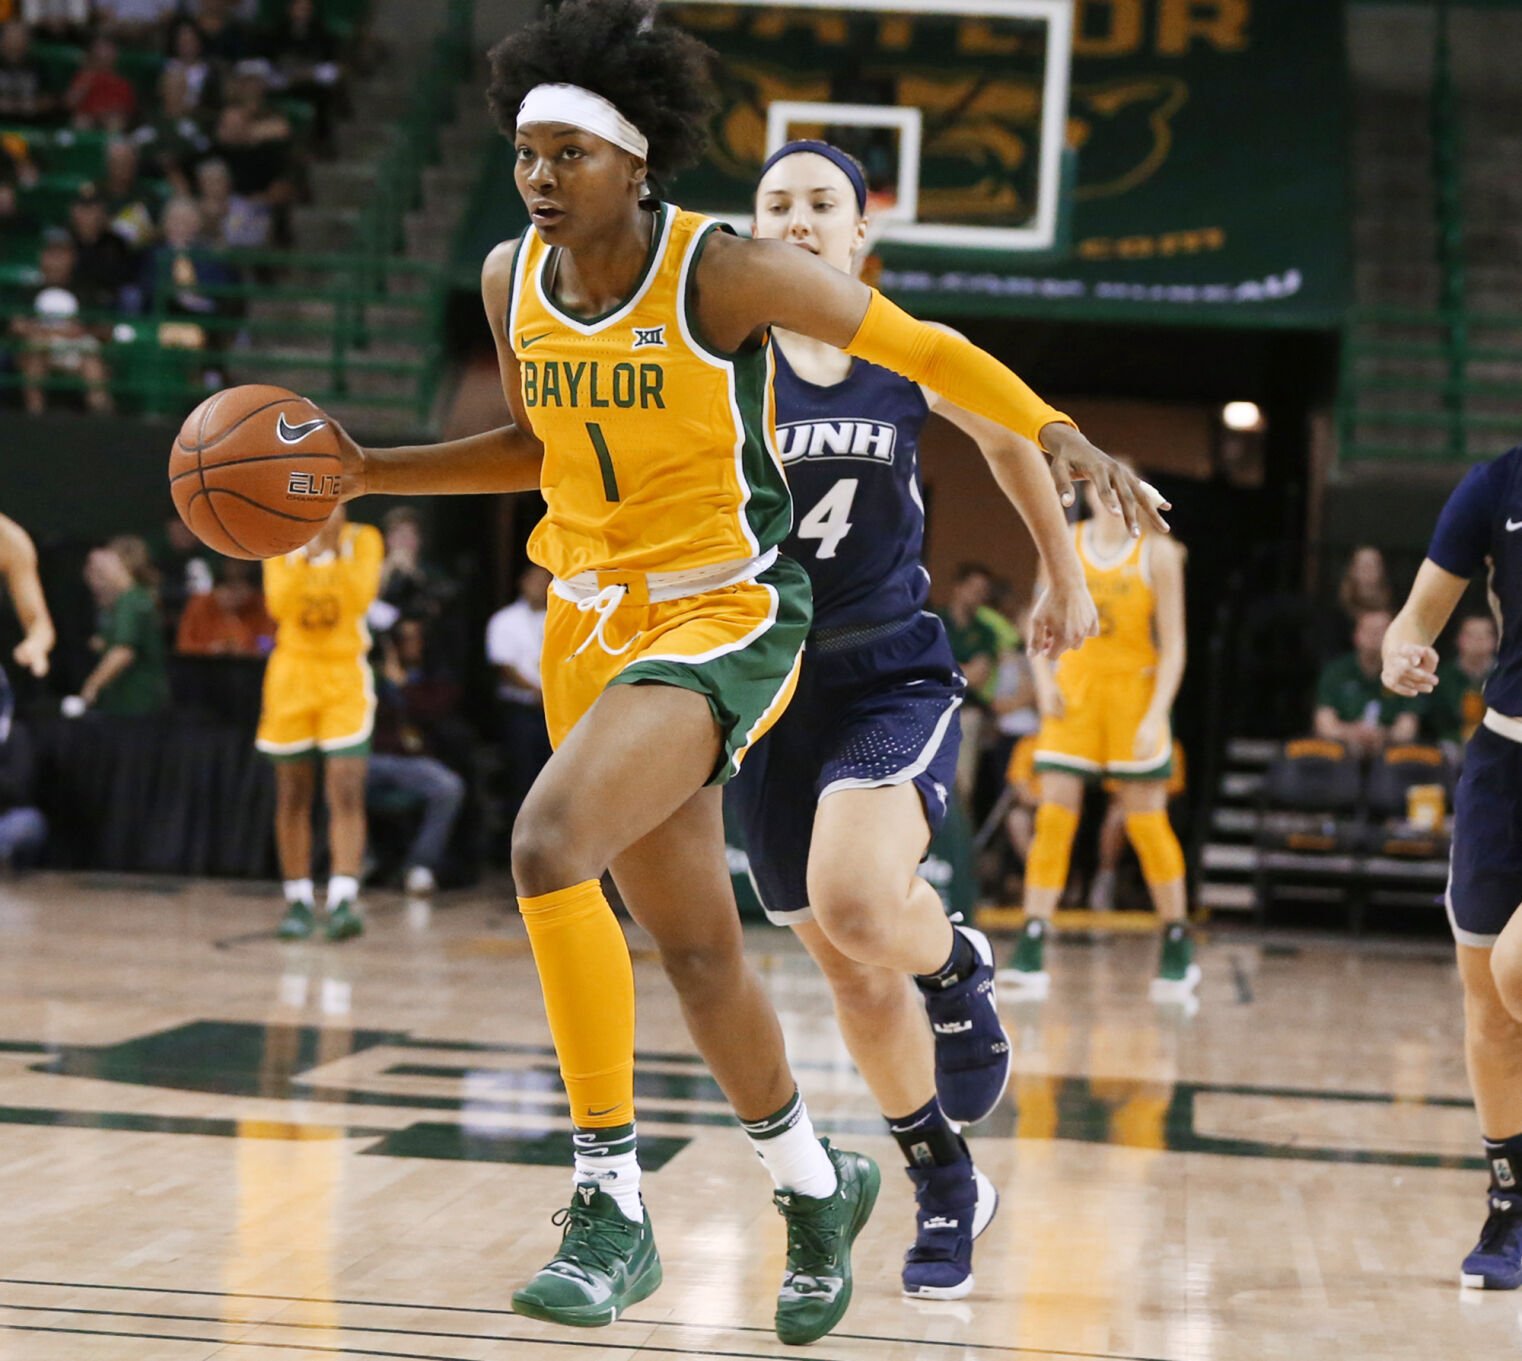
top-left (570, 584), bottom-right (640, 659)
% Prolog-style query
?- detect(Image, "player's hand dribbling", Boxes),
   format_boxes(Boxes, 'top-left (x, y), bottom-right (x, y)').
top-left (1042, 424), bottom-right (1171, 537)
top-left (1383, 642), bottom-right (1440, 697)
top-left (1135, 712), bottom-right (1167, 763)
top-left (1028, 576), bottom-right (1099, 660)
top-left (332, 420), bottom-right (368, 501)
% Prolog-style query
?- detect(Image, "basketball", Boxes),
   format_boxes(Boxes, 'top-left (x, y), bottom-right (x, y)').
top-left (168, 384), bottom-right (343, 560)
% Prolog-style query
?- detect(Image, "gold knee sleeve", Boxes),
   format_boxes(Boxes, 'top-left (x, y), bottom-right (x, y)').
top-left (1027, 803), bottom-right (1079, 891)
top-left (1125, 810), bottom-right (1186, 886)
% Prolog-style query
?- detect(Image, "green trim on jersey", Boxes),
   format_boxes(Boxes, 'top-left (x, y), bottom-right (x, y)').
top-left (682, 222), bottom-right (791, 557)
top-left (535, 201), bottom-right (672, 328)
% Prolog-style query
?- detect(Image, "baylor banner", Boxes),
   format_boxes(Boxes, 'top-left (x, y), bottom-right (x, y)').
top-left (668, 0), bottom-right (1348, 327)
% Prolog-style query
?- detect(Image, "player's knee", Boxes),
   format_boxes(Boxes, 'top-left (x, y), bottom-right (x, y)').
top-left (1491, 935), bottom-right (1522, 1023)
top-left (510, 800), bottom-right (585, 895)
top-left (658, 936), bottom-right (743, 1000)
top-left (809, 875), bottom-right (900, 964)
top-left (1124, 810), bottom-right (1185, 886)
top-left (1467, 973), bottom-right (1522, 1042)
top-left (1027, 802), bottom-right (1079, 891)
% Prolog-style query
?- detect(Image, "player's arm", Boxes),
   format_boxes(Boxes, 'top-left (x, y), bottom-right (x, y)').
top-left (0, 512), bottom-right (54, 677)
top-left (341, 523), bottom-right (385, 613)
top-left (1138, 537), bottom-right (1186, 758)
top-left (336, 242), bottom-right (546, 500)
top-left (261, 553), bottom-right (299, 622)
top-left (929, 391), bottom-right (1095, 658)
top-left (1382, 560), bottom-right (1469, 697)
top-left (1383, 457), bottom-right (1498, 696)
top-left (697, 235), bottom-right (1168, 535)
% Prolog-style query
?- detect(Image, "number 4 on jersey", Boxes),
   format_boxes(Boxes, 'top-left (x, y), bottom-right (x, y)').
top-left (797, 478), bottom-right (859, 560)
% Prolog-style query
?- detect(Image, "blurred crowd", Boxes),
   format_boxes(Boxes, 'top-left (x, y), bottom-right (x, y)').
top-left (1, 0), bottom-right (363, 412)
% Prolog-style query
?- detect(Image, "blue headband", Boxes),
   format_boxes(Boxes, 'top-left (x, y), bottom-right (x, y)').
top-left (758, 140), bottom-right (868, 213)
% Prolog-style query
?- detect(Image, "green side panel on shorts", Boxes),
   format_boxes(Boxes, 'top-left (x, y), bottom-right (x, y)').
top-left (610, 555), bottom-right (813, 787)
top-left (1106, 758), bottom-right (1175, 782)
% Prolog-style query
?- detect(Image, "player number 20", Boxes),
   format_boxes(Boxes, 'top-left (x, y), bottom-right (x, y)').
top-left (798, 478), bottom-right (859, 560)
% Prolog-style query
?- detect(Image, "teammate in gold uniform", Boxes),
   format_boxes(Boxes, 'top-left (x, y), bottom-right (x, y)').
top-left (1002, 474), bottom-right (1194, 999)
top-left (256, 506), bottom-right (381, 942)
top-left (320, 0), bottom-right (1161, 1339)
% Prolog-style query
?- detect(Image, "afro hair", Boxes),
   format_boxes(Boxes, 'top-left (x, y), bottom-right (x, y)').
top-left (487, 0), bottom-right (720, 185)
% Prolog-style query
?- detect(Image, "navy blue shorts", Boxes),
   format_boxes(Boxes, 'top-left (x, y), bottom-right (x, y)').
top-left (1448, 722), bottom-right (1522, 946)
top-left (728, 611), bottom-right (964, 924)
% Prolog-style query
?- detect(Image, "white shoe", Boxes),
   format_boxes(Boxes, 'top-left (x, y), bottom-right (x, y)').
top-left (404, 865), bottom-right (436, 896)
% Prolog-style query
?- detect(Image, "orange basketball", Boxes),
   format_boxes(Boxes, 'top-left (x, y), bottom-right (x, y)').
top-left (168, 384), bottom-right (344, 560)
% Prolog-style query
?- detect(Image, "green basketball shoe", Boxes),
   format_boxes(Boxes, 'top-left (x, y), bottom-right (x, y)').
top-left (325, 901), bottom-right (364, 941)
top-left (276, 901), bottom-right (315, 940)
top-left (773, 1141), bottom-right (880, 1346)
top-left (1150, 923), bottom-right (1201, 1000)
top-left (997, 919), bottom-right (1050, 996)
top-left (511, 1183), bottom-right (662, 1327)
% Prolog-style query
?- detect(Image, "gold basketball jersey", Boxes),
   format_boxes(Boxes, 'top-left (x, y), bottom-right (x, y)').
top-left (262, 521), bottom-right (382, 661)
top-left (507, 203), bottom-right (790, 582)
top-left (1062, 522), bottom-right (1158, 676)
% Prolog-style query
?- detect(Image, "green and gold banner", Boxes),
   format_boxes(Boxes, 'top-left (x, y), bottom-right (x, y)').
top-left (459, 0), bottom-right (1349, 326)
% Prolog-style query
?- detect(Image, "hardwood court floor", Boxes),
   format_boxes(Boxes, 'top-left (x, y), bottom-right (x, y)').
top-left (0, 872), bottom-right (1510, 1360)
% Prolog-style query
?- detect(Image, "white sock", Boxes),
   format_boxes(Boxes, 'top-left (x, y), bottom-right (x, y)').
top-left (742, 1091), bottom-right (838, 1199)
top-left (283, 878), bottom-right (313, 905)
top-left (326, 875), bottom-right (359, 909)
top-left (572, 1125), bottom-right (643, 1222)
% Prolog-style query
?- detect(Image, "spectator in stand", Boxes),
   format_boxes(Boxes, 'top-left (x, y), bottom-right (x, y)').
top-left (193, 0), bottom-right (254, 65)
top-left (937, 561), bottom-right (999, 808)
top-left (133, 66), bottom-right (214, 197)
top-left (213, 61), bottom-right (295, 243)
top-left (65, 35), bottom-right (139, 134)
top-left (378, 506), bottom-right (459, 624)
top-left (1427, 611), bottom-right (1500, 747)
top-left (0, 676), bottom-right (45, 872)
top-left (163, 18), bottom-right (221, 112)
top-left (0, 20), bottom-right (58, 126)
top-left (369, 616), bottom-right (467, 896)
top-left (175, 558), bottom-right (273, 655)
top-left (485, 563), bottom-right (551, 833)
top-left (136, 197), bottom-right (241, 382)
top-left (21, 0), bottom-right (87, 42)
top-left (196, 154), bottom-right (268, 247)
top-left (1313, 607), bottom-right (1419, 756)
top-left (95, 0), bottom-right (182, 46)
top-left (262, 0), bottom-right (342, 146)
top-left (152, 512), bottom-right (212, 626)
top-left (9, 229), bottom-right (113, 415)
top-left (68, 182), bottom-right (136, 309)
top-left (101, 138), bottom-right (157, 249)
top-left (0, 136), bottom-right (38, 238)
top-left (78, 535), bottom-right (169, 717)
top-left (1317, 544), bottom-right (1393, 661)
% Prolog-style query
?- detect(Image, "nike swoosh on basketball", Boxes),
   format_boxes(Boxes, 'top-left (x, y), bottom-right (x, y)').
top-left (276, 413), bottom-right (329, 445)
top-left (520, 332), bottom-right (552, 350)
top-left (1507, 518), bottom-right (1522, 532)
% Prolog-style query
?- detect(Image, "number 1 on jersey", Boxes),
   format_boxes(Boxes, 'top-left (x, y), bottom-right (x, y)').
top-left (798, 478), bottom-right (859, 560)
top-left (586, 421), bottom-right (620, 502)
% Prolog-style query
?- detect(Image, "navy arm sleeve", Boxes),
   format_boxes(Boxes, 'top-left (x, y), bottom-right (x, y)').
top-left (1428, 457), bottom-right (1506, 579)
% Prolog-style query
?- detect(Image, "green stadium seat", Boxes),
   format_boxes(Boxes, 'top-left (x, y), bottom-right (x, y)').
top-left (0, 127), bottom-right (109, 180)
top-left (18, 173), bottom-right (89, 227)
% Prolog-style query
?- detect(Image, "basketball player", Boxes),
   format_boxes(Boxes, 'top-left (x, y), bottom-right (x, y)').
top-left (730, 141), bottom-right (1132, 1300)
top-left (0, 512), bottom-right (55, 679)
top-left (1001, 471), bottom-right (1193, 998)
top-left (325, 0), bottom-right (1145, 1338)
top-left (1382, 443), bottom-right (1522, 1289)
top-left (256, 504), bottom-right (381, 943)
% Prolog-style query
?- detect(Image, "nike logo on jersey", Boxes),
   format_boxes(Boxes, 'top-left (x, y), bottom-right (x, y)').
top-left (1507, 518), bottom-right (1522, 532)
top-left (276, 413), bottom-right (329, 445)
top-left (777, 419), bottom-right (897, 465)
top-left (520, 331), bottom-right (552, 350)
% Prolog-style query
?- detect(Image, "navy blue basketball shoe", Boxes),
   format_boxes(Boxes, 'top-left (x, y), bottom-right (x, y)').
top-left (902, 1148), bottom-right (999, 1299)
top-left (917, 925), bottom-right (1011, 1124)
top-left (1462, 1193), bottom-right (1522, 1289)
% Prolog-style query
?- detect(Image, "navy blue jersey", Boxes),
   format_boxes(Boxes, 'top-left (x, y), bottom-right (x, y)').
top-left (1428, 445), bottom-right (1522, 715)
top-left (773, 343), bottom-right (932, 631)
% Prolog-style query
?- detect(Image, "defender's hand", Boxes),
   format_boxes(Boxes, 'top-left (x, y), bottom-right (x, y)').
top-left (1043, 424), bottom-right (1171, 537)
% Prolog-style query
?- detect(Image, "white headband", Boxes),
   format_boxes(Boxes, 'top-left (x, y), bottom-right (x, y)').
top-left (517, 83), bottom-right (648, 159)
